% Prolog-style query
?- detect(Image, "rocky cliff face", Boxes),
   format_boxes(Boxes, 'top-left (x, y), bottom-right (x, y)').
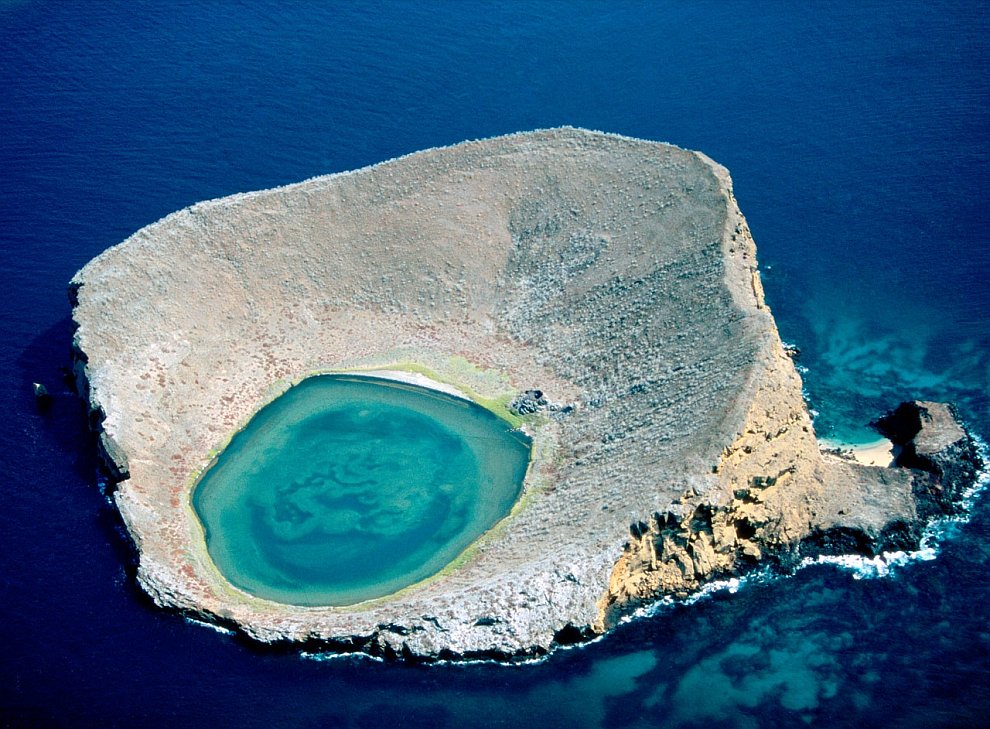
top-left (597, 395), bottom-right (981, 629)
top-left (69, 128), bottom-right (982, 660)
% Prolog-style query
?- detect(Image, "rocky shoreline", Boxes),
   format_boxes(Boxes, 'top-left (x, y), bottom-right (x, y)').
top-left (70, 128), bottom-right (983, 661)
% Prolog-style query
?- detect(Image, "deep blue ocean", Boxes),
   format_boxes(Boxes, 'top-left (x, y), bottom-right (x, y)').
top-left (2, 2), bottom-right (988, 727)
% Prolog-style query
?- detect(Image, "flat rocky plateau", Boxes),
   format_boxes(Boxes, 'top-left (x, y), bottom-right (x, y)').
top-left (70, 128), bottom-right (982, 660)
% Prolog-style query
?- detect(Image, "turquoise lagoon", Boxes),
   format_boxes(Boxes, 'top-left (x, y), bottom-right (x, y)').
top-left (192, 375), bottom-right (532, 606)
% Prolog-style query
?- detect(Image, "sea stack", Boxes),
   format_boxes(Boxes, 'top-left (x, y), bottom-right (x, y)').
top-left (69, 128), bottom-right (981, 660)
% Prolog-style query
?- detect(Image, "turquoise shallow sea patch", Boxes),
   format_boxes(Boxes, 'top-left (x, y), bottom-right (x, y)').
top-left (192, 375), bottom-right (531, 606)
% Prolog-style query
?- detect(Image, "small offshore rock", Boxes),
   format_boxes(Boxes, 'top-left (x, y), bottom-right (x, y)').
top-left (32, 382), bottom-right (52, 407)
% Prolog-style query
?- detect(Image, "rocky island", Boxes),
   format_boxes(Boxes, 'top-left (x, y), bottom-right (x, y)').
top-left (70, 128), bottom-right (982, 660)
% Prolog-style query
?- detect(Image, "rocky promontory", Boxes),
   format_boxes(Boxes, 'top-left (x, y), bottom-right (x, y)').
top-left (69, 128), bottom-right (982, 660)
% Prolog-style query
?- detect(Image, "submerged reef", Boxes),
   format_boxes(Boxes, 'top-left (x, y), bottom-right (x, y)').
top-left (69, 128), bottom-right (981, 661)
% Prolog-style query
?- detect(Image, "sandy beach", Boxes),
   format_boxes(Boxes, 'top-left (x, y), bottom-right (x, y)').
top-left (822, 437), bottom-right (898, 467)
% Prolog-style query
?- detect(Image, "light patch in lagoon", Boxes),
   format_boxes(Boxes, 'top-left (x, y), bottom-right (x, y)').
top-left (192, 375), bottom-right (531, 606)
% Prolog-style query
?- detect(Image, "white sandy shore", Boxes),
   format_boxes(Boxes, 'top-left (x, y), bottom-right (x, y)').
top-left (821, 437), bottom-right (898, 467)
top-left (340, 369), bottom-right (474, 401)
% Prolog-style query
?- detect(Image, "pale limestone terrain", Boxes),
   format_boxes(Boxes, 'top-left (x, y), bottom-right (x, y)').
top-left (70, 128), bottom-right (974, 659)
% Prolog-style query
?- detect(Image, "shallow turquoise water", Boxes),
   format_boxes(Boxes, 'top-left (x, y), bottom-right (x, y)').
top-left (192, 375), bottom-right (531, 606)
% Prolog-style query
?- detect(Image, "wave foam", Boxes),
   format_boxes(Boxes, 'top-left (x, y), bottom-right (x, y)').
top-left (184, 617), bottom-right (236, 636)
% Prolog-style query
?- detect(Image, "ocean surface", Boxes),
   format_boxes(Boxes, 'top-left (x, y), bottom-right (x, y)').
top-left (1, 2), bottom-right (988, 726)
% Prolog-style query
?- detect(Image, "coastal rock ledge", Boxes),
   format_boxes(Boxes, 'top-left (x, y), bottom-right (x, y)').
top-left (69, 128), bottom-right (981, 661)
